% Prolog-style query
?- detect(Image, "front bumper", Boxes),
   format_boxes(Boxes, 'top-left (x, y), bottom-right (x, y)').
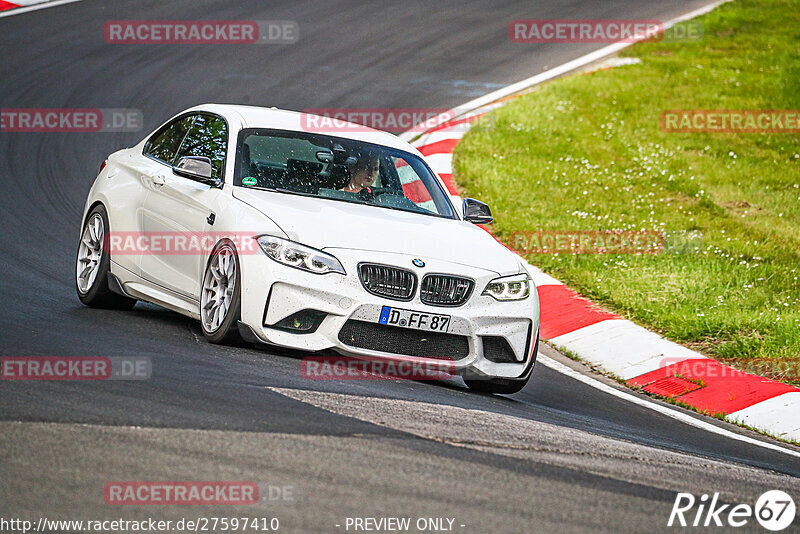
top-left (238, 249), bottom-right (539, 379)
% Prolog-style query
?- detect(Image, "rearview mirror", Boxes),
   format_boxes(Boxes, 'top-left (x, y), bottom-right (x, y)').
top-left (173, 156), bottom-right (219, 187)
top-left (463, 198), bottom-right (493, 224)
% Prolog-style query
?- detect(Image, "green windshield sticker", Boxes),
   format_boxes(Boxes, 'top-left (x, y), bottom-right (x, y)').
top-left (242, 177), bottom-right (257, 186)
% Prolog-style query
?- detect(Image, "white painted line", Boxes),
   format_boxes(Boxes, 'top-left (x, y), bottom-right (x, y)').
top-left (0, 0), bottom-right (80, 18)
top-left (447, 0), bottom-right (731, 120)
top-left (538, 355), bottom-right (800, 459)
top-left (551, 319), bottom-right (705, 380)
top-left (728, 392), bottom-right (800, 443)
top-left (400, 0), bottom-right (730, 142)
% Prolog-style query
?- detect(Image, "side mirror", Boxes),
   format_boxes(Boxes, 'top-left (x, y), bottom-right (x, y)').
top-left (173, 156), bottom-right (220, 187)
top-left (463, 198), bottom-right (493, 224)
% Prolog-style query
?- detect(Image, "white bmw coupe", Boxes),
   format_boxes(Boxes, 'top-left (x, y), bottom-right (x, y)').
top-left (76, 104), bottom-right (539, 393)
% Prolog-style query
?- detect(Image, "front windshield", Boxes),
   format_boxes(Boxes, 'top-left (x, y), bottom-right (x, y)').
top-left (234, 128), bottom-right (457, 219)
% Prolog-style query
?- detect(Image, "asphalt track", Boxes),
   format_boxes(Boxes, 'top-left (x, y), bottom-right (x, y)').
top-left (0, 1), bottom-right (798, 532)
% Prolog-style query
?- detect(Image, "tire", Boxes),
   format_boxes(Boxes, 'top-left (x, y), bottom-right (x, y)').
top-left (464, 331), bottom-right (539, 395)
top-left (75, 204), bottom-right (137, 310)
top-left (200, 240), bottom-right (243, 345)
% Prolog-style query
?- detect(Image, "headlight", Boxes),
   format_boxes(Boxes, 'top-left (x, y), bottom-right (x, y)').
top-left (483, 273), bottom-right (531, 301)
top-left (256, 235), bottom-right (345, 275)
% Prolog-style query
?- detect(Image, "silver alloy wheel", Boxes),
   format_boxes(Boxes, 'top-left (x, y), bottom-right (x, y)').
top-left (76, 213), bottom-right (104, 294)
top-left (201, 245), bottom-right (236, 333)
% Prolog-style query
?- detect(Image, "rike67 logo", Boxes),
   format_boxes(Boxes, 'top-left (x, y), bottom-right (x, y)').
top-left (669, 490), bottom-right (796, 531)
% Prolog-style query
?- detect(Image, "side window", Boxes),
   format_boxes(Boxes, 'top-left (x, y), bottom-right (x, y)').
top-left (144, 115), bottom-right (194, 164)
top-left (174, 114), bottom-right (228, 181)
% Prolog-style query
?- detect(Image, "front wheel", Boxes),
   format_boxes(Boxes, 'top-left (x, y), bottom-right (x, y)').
top-left (75, 205), bottom-right (136, 310)
top-left (200, 241), bottom-right (243, 345)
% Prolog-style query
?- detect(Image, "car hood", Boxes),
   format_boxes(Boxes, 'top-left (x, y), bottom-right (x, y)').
top-left (232, 188), bottom-right (520, 275)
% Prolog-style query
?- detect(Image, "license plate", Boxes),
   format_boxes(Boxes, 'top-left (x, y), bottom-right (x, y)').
top-left (378, 306), bottom-right (450, 333)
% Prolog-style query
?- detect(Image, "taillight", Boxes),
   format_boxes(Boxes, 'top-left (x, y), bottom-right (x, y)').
top-left (98, 160), bottom-right (107, 175)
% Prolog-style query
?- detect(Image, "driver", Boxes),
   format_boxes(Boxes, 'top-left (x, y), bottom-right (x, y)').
top-left (343, 152), bottom-right (380, 193)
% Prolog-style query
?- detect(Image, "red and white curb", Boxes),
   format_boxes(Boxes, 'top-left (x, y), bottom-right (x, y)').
top-left (0, 0), bottom-right (79, 16)
top-left (0, 0), bottom-right (47, 11)
top-left (406, 6), bottom-right (800, 444)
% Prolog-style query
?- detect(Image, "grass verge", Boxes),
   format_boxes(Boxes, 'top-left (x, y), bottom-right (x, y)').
top-left (454, 0), bottom-right (800, 383)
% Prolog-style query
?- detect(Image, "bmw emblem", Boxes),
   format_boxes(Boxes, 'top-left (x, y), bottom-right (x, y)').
top-left (412, 258), bottom-right (425, 268)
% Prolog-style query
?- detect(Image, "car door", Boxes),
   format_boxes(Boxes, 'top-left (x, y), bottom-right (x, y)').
top-left (103, 114), bottom-right (193, 277)
top-left (140, 112), bottom-right (228, 300)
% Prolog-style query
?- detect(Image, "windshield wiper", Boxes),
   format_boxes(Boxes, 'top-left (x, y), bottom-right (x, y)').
top-left (256, 186), bottom-right (317, 198)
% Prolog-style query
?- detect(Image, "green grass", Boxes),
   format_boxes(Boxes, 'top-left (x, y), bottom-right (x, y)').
top-left (454, 0), bottom-right (800, 382)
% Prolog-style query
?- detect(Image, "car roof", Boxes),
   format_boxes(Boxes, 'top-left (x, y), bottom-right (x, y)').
top-left (185, 103), bottom-right (423, 155)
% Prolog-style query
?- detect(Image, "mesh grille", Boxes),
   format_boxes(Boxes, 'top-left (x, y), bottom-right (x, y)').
top-left (338, 320), bottom-right (469, 360)
top-left (420, 275), bottom-right (474, 307)
top-left (358, 263), bottom-right (416, 301)
top-left (482, 336), bottom-right (518, 363)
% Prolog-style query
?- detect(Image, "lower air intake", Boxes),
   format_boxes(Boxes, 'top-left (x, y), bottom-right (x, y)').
top-left (481, 336), bottom-right (519, 363)
top-left (338, 320), bottom-right (469, 360)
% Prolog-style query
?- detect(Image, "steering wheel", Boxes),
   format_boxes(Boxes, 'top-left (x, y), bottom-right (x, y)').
top-left (357, 187), bottom-right (401, 201)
